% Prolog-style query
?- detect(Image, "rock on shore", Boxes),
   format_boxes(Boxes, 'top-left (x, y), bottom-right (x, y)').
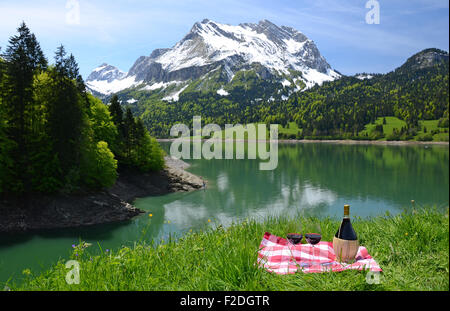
top-left (164, 156), bottom-right (204, 192)
top-left (0, 157), bottom-right (203, 233)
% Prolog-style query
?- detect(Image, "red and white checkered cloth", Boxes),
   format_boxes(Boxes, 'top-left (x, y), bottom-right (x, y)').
top-left (258, 232), bottom-right (382, 274)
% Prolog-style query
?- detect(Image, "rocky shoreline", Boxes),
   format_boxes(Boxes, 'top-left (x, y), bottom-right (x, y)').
top-left (0, 157), bottom-right (203, 233)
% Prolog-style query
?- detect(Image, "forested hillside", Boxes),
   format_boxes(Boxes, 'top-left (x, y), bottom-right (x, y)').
top-left (288, 48), bottom-right (449, 137)
top-left (114, 48), bottom-right (448, 140)
top-left (0, 23), bottom-right (164, 196)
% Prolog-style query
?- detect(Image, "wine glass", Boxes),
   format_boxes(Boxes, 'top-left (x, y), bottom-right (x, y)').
top-left (286, 217), bottom-right (303, 246)
top-left (305, 224), bottom-right (322, 266)
top-left (286, 220), bottom-right (303, 271)
top-left (286, 233), bottom-right (302, 273)
top-left (286, 233), bottom-right (303, 245)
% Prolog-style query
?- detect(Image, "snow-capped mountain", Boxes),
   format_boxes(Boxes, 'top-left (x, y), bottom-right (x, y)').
top-left (87, 63), bottom-right (126, 82)
top-left (85, 63), bottom-right (136, 95)
top-left (86, 19), bottom-right (340, 98)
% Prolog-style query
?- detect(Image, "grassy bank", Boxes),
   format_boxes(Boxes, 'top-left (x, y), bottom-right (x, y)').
top-left (180, 118), bottom-right (449, 142)
top-left (10, 207), bottom-right (449, 291)
top-left (276, 118), bottom-right (449, 142)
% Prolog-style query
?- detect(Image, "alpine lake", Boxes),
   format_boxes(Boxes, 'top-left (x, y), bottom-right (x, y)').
top-left (0, 142), bottom-right (448, 284)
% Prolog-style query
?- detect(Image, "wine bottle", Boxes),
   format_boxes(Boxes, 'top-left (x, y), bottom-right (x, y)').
top-left (333, 205), bottom-right (359, 262)
top-left (335, 204), bottom-right (357, 240)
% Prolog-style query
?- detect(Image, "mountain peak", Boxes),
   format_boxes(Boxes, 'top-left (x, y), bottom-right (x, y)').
top-left (190, 18), bottom-right (216, 33)
top-left (87, 64), bottom-right (126, 83)
top-left (258, 19), bottom-right (277, 28)
top-left (397, 48), bottom-right (449, 73)
top-left (258, 19), bottom-right (272, 24)
top-left (186, 19), bottom-right (330, 71)
top-left (87, 19), bottom-right (340, 96)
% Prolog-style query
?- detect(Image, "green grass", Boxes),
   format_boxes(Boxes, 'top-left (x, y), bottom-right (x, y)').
top-left (279, 122), bottom-right (301, 137)
top-left (360, 117), bottom-right (449, 141)
top-left (360, 117), bottom-right (406, 139)
top-left (418, 120), bottom-right (450, 142)
top-left (187, 118), bottom-right (448, 142)
top-left (10, 207), bottom-right (449, 291)
top-left (419, 120), bottom-right (440, 133)
top-left (276, 117), bottom-right (449, 141)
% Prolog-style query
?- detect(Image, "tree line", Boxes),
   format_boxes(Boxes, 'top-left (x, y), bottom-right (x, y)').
top-left (0, 23), bottom-right (164, 196)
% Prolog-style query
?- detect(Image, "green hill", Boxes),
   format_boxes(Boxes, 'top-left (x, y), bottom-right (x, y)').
top-left (110, 49), bottom-right (449, 140)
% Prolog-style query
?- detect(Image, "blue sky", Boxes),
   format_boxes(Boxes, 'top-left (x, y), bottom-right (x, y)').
top-left (0, 0), bottom-right (448, 78)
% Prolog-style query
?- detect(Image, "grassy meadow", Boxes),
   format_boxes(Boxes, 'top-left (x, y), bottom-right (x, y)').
top-left (188, 117), bottom-right (449, 142)
top-left (359, 117), bottom-right (449, 141)
top-left (9, 207), bottom-right (449, 291)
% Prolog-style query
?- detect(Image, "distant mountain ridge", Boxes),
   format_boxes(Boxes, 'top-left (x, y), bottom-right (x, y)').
top-left (84, 19), bottom-right (448, 139)
top-left (395, 48), bottom-right (449, 73)
top-left (116, 47), bottom-right (448, 138)
top-left (86, 19), bottom-right (340, 97)
top-left (86, 63), bottom-right (126, 82)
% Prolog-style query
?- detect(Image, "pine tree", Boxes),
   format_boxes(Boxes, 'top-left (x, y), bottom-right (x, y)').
top-left (133, 118), bottom-right (146, 156)
top-left (123, 108), bottom-right (136, 161)
top-left (65, 53), bottom-right (88, 102)
top-left (135, 118), bottom-right (146, 141)
top-left (46, 45), bottom-right (84, 180)
top-left (0, 63), bottom-right (15, 192)
top-left (1, 22), bottom-right (47, 193)
top-left (108, 95), bottom-right (124, 134)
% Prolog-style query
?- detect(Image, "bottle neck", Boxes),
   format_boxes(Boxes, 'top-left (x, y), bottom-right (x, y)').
top-left (343, 205), bottom-right (350, 219)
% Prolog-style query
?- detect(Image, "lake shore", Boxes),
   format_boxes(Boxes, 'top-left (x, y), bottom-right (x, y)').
top-left (157, 138), bottom-right (449, 145)
top-left (10, 207), bottom-right (449, 291)
top-left (0, 157), bottom-right (203, 233)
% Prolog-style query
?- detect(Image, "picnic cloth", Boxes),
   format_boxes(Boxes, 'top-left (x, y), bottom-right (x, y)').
top-left (258, 232), bottom-right (382, 274)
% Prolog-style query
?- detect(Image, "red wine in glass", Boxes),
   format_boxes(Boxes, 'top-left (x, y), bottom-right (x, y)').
top-left (305, 233), bottom-right (322, 245)
top-left (287, 233), bottom-right (303, 245)
top-left (305, 232), bottom-right (322, 266)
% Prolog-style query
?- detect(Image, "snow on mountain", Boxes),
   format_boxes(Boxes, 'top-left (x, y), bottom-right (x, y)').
top-left (155, 19), bottom-right (318, 74)
top-left (86, 63), bottom-right (127, 82)
top-left (86, 63), bottom-right (139, 95)
top-left (355, 74), bottom-right (374, 80)
top-left (162, 85), bottom-right (189, 102)
top-left (281, 79), bottom-right (291, 87)
top-left (87, 75), bottom-right (140, 95)
top-left (302, 67), bottom-right (340, 88)
top-left (86, 19), bottom-right (340, 98)
top-left (217, 87), bottom-right (229, 96)
top-left (139, 80), bottom-right (184, 92)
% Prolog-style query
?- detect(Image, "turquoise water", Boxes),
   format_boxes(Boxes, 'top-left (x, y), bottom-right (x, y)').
top-left (0, 142), bottom-right (448, 283)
